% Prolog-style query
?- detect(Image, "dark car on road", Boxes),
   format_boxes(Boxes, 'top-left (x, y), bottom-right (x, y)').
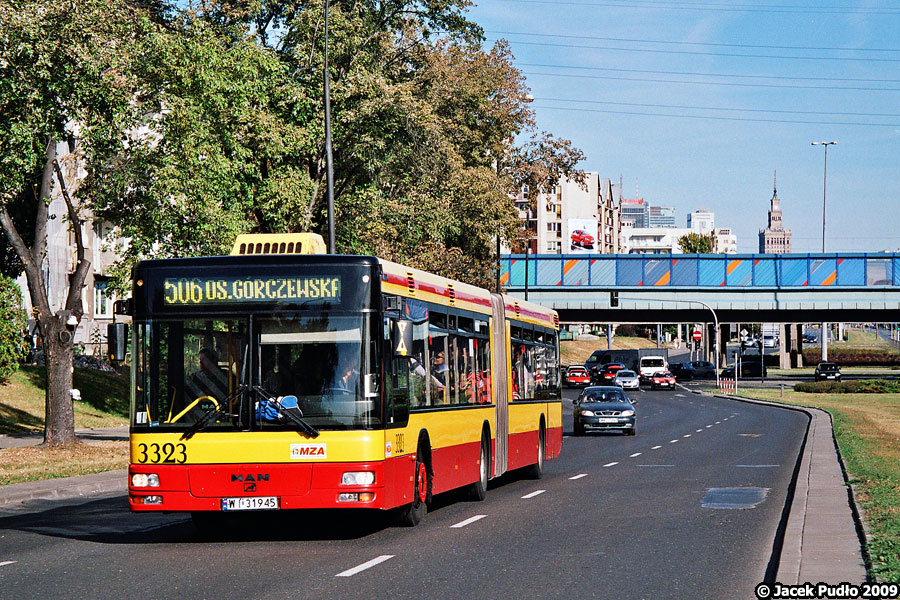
top-left (690, 360), bottom-right (717, 379)
top-left (815, 362), bottom-right (842, 382)
top-left (573, 386), bottom-right (636, 436)
top-left (669, 362), bottom-right (695, 381)
top-left (720, 361), bottom-right (767, 378)
top-left (592, 362), bottom-right (626, 385)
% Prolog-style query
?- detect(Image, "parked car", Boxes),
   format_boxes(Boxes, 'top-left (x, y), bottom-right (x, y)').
top-left (814, 362), bottom-right (842, 382)
top-left (613, 369), bottom-right (640, 389)
top-left (669, 362), bottom-right (695, 381)
top-left (689, 360), bottom-right (717, 379)
top-left (565, 365), bottom-right (592, 387)
top-left (573, 386), bottom-right (636, 436)
top-left (571, 229), bottom-right (594, 249)
top-left (720, 361), bottom-right (767, 378)
top-left (594, 362), bottom-right (627, 384)
top-left (650, 371), bottom-right (677, 389)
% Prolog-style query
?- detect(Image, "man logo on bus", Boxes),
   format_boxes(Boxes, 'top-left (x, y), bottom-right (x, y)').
top-left (291, 443), bottom-right (327, 459)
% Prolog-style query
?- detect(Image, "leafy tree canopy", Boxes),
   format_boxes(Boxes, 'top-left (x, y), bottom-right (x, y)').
top-left (678, 232), bottom-right (715, 254)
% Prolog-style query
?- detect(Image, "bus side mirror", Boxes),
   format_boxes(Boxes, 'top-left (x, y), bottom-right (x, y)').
top-left (114, 299), bottom-right (133, 316)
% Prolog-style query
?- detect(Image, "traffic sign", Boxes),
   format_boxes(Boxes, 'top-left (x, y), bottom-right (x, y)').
top-left (692, 329), bottom-right (702, 341)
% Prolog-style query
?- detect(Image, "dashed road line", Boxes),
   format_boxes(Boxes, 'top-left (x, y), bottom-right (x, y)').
top-left (569, 473), bottom-right (588, 480)
top-left (0, 561), bottom-right (16, 568)
top-left (651, 445), bottom-right (662, 449)
top-left (715, 421), bottom-right (721, 424)
top-left (706, 425), bottom-right (713, 428)
top-left (603, 462), bottom-right (619, 467)
top-left (336, 555), bottom-right (394, 577)
top-left (669, 439), bottom-right (679, 443)
top-left (638, 464), bottom-right (675, 467)
top-left (630, 452), bottom-right (642, 457)
top-left (521, 490), bottom-right (546, 499)
top-left (683, 434), bottom-right (691, 438)
top-left (696, 429), bottom-right (703, 432)
top-left (451, 515), bottom-right (488, 528)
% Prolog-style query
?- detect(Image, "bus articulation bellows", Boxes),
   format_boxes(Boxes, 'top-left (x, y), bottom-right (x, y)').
top-left (126, 234), bottom-right (562, 527)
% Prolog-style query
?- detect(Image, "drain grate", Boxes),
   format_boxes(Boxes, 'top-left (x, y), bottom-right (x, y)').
top-left (701, 487), bottom-right (769, 509)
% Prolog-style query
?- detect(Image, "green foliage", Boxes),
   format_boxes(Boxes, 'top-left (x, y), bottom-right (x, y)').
top-left (802, 347), bottom-right (900, 366)
top-left (0, 275), bottom-right (27, 381)
top-left (677, 232), bottom-right (715, 254)
top-left (794, 379), bottom-right (900, 394)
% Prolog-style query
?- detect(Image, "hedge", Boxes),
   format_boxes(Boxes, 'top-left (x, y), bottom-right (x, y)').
top-left (802, 347), bottom-right (900, 366)
top-left (794, 379), bottom-right (900, 394)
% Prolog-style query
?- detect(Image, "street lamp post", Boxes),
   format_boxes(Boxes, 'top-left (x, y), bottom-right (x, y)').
top-left (812, 141), bottom-right (837, 361)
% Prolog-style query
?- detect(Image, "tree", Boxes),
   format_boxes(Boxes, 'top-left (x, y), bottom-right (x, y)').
top-left (0, 0), bottom-right (150, 444)
top-left (90, 2), bottom-right (585, 289)
top-left (0, 275), bottom-right (27, 381)
top-left (678, 232), bottom-right (715, 254)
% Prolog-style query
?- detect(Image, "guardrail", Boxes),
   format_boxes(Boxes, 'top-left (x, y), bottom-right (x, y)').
top-left (499, 253), bottom-right (900, 289)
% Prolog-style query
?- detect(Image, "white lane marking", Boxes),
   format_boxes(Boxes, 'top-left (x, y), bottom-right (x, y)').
top-left (651, 445), bottom-right (662, 450)
top-left (669, 439), bottom-right (679, 443)
top-left (723, 418), bottom-right (729, 421)
top-left (716, 421), bottom-right (721, 424)
top-left (603, 462), bottom-right (619, 467)
top-left (521, 490), bottom-right (546, 499)
top-left (451, 515), bottom-right (488, 528)
top-left (0, 561), bottom-right (16, 568)
top-left (638, 464), bottom-right (675, 467)
top-left (683, 434), bottom-right (691, 438)
top-left (736, 465), bottom-right (781, 468)
top-left (630, 452), bottom-right (642, 457)
top-left (336, 555), bottom-right (394, 577)
top-left (706, 425), bottom-right (713, 428)
top-left (569, 473), bottom-right (588, 480)
top-left (696, 429), bottom-right (703, 432)
top-left (675, 394), bottom-right (685, 397)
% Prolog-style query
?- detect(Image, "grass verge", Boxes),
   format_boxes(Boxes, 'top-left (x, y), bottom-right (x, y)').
top-left (727, 387), bottom-right (900, 581)
top-left (0, 441), bottom-right (128, 485)
top-left (0, 366), bottom-right (130, 434)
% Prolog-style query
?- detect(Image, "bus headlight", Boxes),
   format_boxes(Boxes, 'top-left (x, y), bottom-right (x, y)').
top-left (341, 471), bottom-right (375, 486)
top-left (132, 473), bottom-right (160, 488)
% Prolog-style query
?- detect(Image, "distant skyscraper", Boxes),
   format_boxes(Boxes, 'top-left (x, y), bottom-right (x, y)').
top-left (758, 169), bottom-right (792, 254)
top-left (620, 197), bottom-right (647, 228)
top-left (647, 205), bottom-right (676, 228)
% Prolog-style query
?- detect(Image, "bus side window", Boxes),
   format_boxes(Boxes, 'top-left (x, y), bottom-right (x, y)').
top-left (429, 333), bottom-right (449, 405)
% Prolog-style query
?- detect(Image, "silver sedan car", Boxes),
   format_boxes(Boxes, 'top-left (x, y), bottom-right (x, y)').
top-left (613, 369), bottom-right (640, 389)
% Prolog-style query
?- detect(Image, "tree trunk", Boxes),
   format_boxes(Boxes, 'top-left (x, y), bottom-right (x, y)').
top-left (42, 317), bottom-right (77, 446)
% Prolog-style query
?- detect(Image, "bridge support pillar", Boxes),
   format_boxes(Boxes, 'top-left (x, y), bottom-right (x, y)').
top-left (719, 324), bottom-right (730, 367)
top-left (779, 323), bottom-right (790, 369)
top-left (789, 324), bottom-right (804, 368)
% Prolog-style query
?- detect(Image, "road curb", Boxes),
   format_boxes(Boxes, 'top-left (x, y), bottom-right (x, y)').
top-left (711, 392), bottom-right (867, 584)
top-left (0, 470), bottom-right (126, 510)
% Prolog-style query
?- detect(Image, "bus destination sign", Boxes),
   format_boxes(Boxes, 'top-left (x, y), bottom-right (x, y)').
top-left (162, 276), bottom-right (342, 306)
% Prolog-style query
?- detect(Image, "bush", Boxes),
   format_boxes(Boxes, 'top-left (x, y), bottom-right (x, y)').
top-left (802, 347), bottom-right (900, 366)
top-left (794, 379), bottom-right (900, 394)
top-left (0, 275), bottom-right (28, 381)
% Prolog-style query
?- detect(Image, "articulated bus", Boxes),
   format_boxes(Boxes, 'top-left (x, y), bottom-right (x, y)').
top-left (125, 234), bottom-right (562, 527)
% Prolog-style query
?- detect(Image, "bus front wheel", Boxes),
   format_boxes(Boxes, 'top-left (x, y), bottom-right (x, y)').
top-left (397, 452), bottom-right (429, 526)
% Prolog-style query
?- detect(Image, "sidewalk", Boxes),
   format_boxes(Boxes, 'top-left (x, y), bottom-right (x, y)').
top-left (0, 426), bottom-right (129, 511)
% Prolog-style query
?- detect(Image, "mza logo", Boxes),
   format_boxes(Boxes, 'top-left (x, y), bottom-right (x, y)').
top-left (290, 443), bottom-right (327, 460)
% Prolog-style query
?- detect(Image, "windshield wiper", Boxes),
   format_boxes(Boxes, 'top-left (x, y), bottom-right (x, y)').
top-left (254, 387), bottom-right (319, 438)
top-left (180, 387), bottom-right (244, 441)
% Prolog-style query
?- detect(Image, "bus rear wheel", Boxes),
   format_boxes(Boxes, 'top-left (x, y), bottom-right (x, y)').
top-left (468, 431), bottom-right (490, 501)
top-left (397, 454), bottom-right (429, 526)
top-left (527, 425), bottom-right (545, 480)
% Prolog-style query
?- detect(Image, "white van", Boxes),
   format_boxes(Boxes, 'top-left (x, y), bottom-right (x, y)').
top-left (639, 356), bottom-right (668, 381)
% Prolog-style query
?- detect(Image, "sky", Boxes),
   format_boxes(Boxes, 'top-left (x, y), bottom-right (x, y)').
top-left (465, 0), bottom-right (900, 253)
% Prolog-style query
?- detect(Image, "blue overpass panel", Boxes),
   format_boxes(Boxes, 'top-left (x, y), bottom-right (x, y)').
top-left (895, 258), bottom-right (900, 285)
top-left (617, 258), bottom-right (644, 286)
top-left (698, 258), bottom-right (725, 286)
top-left (837, 258), bottom-right (865, 286)
top-left (809, 258), bottom-right (837, 286)
top-left (562, 258), bottom-right (591, 286)
top-left (780, 258), bottom-right (808, 286)
top-left (536, 258), bottom-right (560, 286)
top-left (867, 257), bottom-right (892, 285)
top-left (590, 258), bottom-right (616, 286)
top-left (726, 259), bottom-right (753, 286)
top-left (508, 258), bottom-right (525, 287)
top-left (671, 258), bottom-right (698, 286)
top-left (645, 258), bottom-right (671, 286)
top-left (754, 259), bottom-right (776, 286)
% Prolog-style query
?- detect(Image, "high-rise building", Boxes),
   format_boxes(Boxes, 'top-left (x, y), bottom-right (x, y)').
top-left (687, 208), bottom-right (715, 232)
top-left (758, 169), bottom-right (792, 254)
top-left (647, 205), bottom-right (676, 228)
top-left (620, 197), bottom-right (646, 228)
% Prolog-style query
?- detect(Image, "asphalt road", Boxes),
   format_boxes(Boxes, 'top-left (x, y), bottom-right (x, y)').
top-left (0, 388), bottom-right (807, 600)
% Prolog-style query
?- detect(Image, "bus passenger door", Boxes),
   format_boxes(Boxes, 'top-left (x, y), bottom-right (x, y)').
top-left (489, 293), bottom-right (509, 477)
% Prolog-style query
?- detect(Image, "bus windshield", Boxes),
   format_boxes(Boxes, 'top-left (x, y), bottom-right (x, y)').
top-left (133, 313), bottom-right (379, 432)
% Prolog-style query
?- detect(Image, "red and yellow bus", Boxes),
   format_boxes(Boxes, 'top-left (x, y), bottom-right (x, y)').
top-left (125, 234), bottom-right (561, 527)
